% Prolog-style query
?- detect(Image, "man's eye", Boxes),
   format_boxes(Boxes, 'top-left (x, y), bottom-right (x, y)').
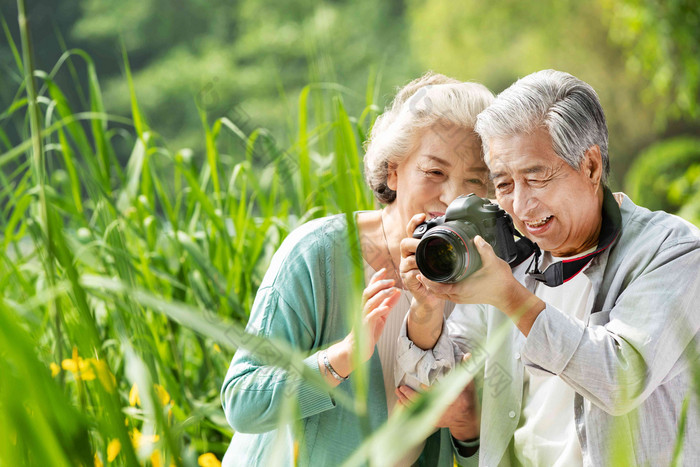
top-left (496, 182), bottom-right (512, 192)
top-left (467, 179), bottom-right (484, 186)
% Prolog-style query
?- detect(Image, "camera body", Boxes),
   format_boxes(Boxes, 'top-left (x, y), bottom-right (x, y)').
top-left (412, 194), bottom-right (519, 283)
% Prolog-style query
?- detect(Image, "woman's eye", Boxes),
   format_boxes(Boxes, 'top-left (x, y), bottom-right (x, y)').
top-left (425, 169), bottom-right (445, 177)
top-left (466, 178), bottom-right (484, 186)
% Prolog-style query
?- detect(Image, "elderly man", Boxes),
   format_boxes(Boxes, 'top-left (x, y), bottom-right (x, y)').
top-left (396, 70), bottom-right (700, 466)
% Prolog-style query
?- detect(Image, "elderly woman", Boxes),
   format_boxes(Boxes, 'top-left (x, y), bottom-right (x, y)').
top-left (220, 72), bottom-right (493, 466)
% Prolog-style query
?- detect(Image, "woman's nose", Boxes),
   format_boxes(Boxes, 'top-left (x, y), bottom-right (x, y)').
top-left (440, 180), bottom-right (465, 206)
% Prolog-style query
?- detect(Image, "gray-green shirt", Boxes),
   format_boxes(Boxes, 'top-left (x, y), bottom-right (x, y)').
top-left (398, 193), bottom-right (700, 466)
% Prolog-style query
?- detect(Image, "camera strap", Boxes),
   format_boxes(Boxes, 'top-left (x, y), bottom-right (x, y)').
top-left (522, 187), bottom-right (622, 287)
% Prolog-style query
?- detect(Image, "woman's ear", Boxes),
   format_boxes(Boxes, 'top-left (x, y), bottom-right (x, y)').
top-left (387, 162), bottom-right (398, 191)
top-left (583, 145), bottom-right (603, 188)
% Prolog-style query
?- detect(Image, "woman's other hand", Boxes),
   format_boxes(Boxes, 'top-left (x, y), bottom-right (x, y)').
top-left (395, 354), bottom-right (480, 441)
top-left (321, 268), bottom-right (400, 385)
top-left (353, 267), bottom-right (402, 361)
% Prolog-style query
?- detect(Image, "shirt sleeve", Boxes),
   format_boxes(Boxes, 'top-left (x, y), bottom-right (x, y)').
top-left (220, 222), bottom-right (344, 433)
top-left (521, 240), bottom-right (700, 416)
top-left (452, 436), bottom-right (480, 466)
top-left (220, 286), bottom-right (336, 433)
top-left (395, 303), bottom-right (489, 388)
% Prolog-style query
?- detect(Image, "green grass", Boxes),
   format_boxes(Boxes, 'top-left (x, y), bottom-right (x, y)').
top-left (2, 3), bottom-right (383, 464)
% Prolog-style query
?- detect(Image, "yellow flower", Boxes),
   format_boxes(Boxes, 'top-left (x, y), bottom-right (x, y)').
top-left (130, 428), bottom-right (160, 450)
top-left (107, 439), bottom-right (121, 462)
top-left (61, 355), bottom-right (96, 381)
top-left (129, 383), bottom-right (141, 407)
top-left (130, 383), bottom-right (171, 407)
top-left (50, 362), bottom-right (60, 377)
top-left (93, 359), bottom-right (116, 393)
top-left (94, 453), bottom-right (104, 467)
top-left (198, 453), bottom-right (222, 467)
top-left (154, 384), bottom-right (171, 406)
top-left (130, 428), bottom-right (141, 448)
top-left (213, 343), bottom-right (221, 353)
top-left (151, 450), bottom-right (177, 467)
top-left (150, 450), bottom-right (163, 467)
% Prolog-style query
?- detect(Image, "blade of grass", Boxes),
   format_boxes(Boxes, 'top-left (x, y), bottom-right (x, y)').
top-left (342, 320), bottom-right (512, 467)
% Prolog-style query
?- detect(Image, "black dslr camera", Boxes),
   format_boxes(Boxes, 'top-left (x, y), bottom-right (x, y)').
top-left (412, 194), bottom-right (520, 283)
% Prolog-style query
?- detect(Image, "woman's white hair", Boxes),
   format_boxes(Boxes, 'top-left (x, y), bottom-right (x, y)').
top-left (364, 72), bottom-right (494, 204)
top-left (475, 69), bottom-right (610, 184)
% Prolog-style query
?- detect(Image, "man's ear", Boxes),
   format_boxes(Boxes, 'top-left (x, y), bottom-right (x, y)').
top-left (583, 145), bottom-right (603, 188)
top-left (387, 162), bottom-right (398, 191)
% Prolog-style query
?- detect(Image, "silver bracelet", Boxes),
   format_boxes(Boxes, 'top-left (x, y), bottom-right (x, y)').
top-left (322, 350), bottom-right (348, 382)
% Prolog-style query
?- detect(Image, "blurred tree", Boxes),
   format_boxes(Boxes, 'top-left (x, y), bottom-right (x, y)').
top-left (602, 0), bottom-right (700, 122)
top-left (671, 162), bottom-right (700, 226)
top-left (624, 136), bottom-right (700, 212)
top-left (405, 0), bottom-right (667, 188)
top-left (2, 0), bottom-right (698, 187)
top-left (68, 0), bottom-right (420, 153)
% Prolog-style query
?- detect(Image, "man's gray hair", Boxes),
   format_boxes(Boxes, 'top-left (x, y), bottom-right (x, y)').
top-left (364, 72), bottom-right (494, 204)
top-left (475, 70), bottom-right (610, 184)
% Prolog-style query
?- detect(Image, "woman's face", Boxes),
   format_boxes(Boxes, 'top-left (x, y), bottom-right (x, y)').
top-left (387, 124), bottom-right (489, 226)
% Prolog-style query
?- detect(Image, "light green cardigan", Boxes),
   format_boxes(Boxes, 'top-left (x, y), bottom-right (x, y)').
top-left (220, 214), bottom-right (464, 466)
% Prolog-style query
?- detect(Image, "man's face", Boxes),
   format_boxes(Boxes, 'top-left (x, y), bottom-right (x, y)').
top-left (487, 127), bottom-right (603, 257)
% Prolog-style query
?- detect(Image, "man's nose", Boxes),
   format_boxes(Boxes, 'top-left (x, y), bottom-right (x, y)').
top-left (512, 183), bottom-right (536, 218)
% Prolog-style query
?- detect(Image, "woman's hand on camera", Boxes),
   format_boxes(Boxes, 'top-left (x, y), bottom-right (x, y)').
top-left (402, 213), bottom-right (446, 350)
top-left (323, 268), bottom-right (400, 385)
top-left (400, 213), bottom-right (443, 309)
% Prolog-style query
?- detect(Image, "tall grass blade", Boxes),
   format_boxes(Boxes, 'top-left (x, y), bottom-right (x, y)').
top-left (342, 320), bottom-right (512, 467)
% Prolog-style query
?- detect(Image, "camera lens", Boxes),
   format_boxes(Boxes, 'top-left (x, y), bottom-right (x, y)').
top-left (421, 235), bottom-right (460, 280)
top-left (415, 223), bottom-right (482, 283)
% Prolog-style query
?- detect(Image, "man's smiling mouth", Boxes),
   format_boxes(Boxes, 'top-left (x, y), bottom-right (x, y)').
top-left (525, 216), bottom-right (553, 228)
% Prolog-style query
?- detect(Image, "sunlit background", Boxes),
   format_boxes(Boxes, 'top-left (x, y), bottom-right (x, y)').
top-left (1, 1), bottom-right (698, 465)
top-left (2, 0), bottom-right (699, 191)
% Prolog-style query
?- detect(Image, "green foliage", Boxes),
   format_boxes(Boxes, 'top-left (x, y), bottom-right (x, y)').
top-left (4, 0), bottom-right (698, 184)
top-left (64, 0), bottom-right (418, 152)
top-left (669, 163), bottom-right (700, 226)
top-left (602, 0), bottom-right (700, 121)
top-left (406, 0), bottom-right (695, 185)
top-left (1, 8), bottom-right (378, 463)
top-left (624, 136), bottom-right (700, 213)
top-left (0, 302), bottom-right (93, 467)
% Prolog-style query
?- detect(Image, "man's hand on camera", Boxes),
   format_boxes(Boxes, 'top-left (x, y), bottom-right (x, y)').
top-left (418, 235), bottom-right (545, 336)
